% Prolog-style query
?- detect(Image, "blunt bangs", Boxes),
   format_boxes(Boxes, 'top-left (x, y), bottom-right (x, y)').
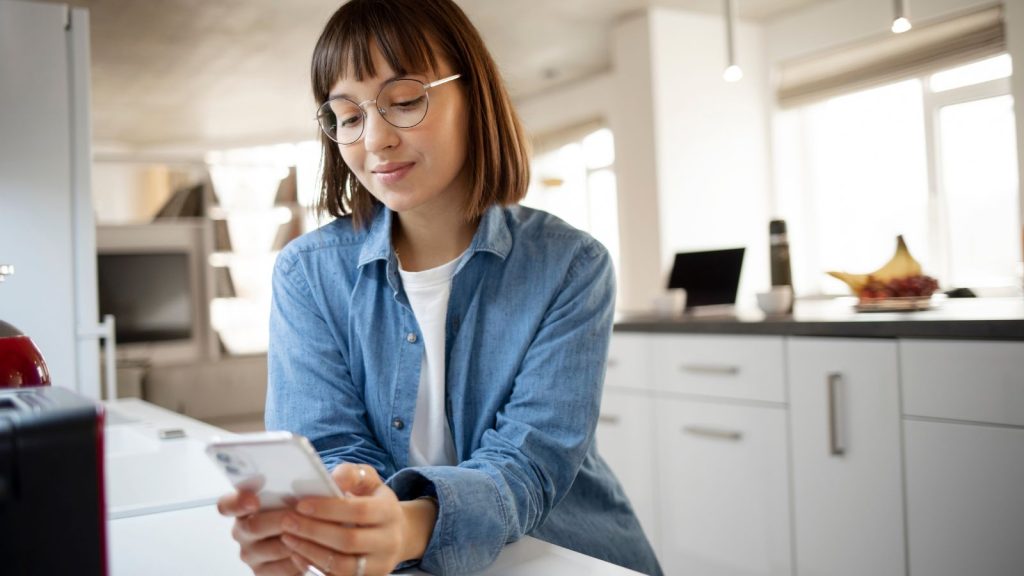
top-left (311, 2), bottom-right (442, 104)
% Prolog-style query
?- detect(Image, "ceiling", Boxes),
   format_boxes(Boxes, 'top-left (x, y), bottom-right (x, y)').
top-left (44, 0), bottom-right (824, 152)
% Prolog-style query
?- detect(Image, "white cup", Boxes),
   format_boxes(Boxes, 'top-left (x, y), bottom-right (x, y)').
top-left (756, 285), bottom-right (793, 315)
top-left (652, 289), bottom-right (687, 317)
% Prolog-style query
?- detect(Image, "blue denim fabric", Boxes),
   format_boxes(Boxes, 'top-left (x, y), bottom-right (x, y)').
top-left (266, 204), bottom-right (662, 576)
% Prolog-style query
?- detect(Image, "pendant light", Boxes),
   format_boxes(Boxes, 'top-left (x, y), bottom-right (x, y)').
top-left (892, 0), bottom-right (912, 34)
top-left (723, 0), bottom-right (742, 82)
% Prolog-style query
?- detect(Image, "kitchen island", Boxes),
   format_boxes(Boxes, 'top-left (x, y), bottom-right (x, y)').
top-left (600, 296), bottom-right (1023, 576)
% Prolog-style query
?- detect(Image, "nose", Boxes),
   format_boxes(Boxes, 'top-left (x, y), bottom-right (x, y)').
top-left (362, 103), bottom-right (400, 152)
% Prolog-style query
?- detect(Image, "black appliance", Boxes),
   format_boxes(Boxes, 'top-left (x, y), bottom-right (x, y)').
top-left (0, 386), bottom-right (106, 575)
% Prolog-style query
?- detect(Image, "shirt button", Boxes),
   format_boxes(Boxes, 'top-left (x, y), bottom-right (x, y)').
top-left (406, 332), bottom-right (418, 343)
top-left (392, 418), bottom-right (405, 430)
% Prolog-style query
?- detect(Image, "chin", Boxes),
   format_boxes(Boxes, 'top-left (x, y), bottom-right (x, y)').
top-left (372, 190), bottom-right (425, 214)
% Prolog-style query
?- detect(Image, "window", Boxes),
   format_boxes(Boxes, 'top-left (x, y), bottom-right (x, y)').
top-left (774, 54), bottom-right (1020, 295)
top-left (523, 127), bottom-right (621, 279)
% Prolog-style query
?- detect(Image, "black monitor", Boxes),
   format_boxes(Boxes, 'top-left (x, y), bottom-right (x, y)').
top-left (97, 252), bottom-right (193, 343)
top-left (667, 247), bottom-right (746, 309)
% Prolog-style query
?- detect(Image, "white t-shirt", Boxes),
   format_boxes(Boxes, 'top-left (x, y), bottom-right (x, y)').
top-left (399, 254), bottom-right (460, 467)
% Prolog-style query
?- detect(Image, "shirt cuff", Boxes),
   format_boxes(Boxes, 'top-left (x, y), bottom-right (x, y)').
top-left (388, 466), bottom-right (510, 574)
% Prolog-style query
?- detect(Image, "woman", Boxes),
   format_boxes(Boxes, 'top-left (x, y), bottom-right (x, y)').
top-left (217, 1), bottom-right (661, 575)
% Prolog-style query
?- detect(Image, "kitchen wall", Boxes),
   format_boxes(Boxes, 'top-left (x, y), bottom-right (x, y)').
top-left (518, 9), bottom-right (768, 313)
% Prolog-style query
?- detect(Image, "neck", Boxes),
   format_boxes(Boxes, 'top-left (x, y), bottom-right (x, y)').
top-left (393, 207), bottom-right (479, 272)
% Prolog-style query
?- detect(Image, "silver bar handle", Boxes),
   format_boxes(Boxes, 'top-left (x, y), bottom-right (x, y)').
top-left (828, 372), bottom-right (846, 456)
top-left (598, 414), bottom-right (621, 425)
top-left (679, 364), bottom-right (740, 376)
top-left (683, 425), bottom-right (743, 441)
top-left (79, 314), bottom-right (117, 401)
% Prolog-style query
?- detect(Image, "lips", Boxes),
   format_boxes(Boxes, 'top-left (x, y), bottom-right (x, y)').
top-left (371, 162), bottom-right (415, 185)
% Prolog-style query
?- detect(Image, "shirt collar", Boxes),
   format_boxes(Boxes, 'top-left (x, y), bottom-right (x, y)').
top-left (357, 203), bottom-right (512, 269)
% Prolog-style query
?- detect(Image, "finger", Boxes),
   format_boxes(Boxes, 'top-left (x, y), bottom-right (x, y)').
top-left (295, 493), bottom-right (393, 526)
top-left (239, 536), bottom-right (292, 567)
top-left (232, 509), bottom-right (291, 544)
top-left (282, 514), bottom-right (390, 555)
top-left (253, 557), bottom-right (303, 576)
top-left (217, 490), bottom-right (260, 517)
top-left (286, 543), bottom-right (372, 576)
top-left (331, 463), bottom-right (381, 496)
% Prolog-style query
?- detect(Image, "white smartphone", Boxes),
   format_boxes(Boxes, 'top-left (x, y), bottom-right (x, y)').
top-left (205, 431), bottom-right (343, 510)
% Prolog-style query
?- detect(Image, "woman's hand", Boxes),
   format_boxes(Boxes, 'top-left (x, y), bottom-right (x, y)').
top-left (217, 490), bottom-right (301, 576)
top-left (281, 463), bottom-right (438, 576)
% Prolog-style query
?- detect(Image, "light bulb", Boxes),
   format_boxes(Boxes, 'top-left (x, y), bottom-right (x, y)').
top-left (723, 65), bottom-right (743, 82)
top-left (891, 17), bottom-right (912, 34)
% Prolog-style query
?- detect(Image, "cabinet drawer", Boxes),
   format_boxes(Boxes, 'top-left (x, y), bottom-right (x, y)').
top-left (605, 333), bottom-right (652, 391)
top-left (648, 334), bottom-right (786, 403)
top-left (654, 397), bottom-right (792, 576)
top-left (595, 388), bottom-right (658, 551)
top-left (901, 340), bottom-right (1024, 426)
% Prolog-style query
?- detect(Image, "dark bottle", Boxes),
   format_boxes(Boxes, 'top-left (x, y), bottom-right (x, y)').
top-left (769, 219), bottom-right (793, 288)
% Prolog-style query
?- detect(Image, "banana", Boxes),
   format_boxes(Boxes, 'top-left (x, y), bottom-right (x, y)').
top-left (827, 235), bottom-right (923, 294)
top-left (870, 235), bottom-right (922, 281)
top-left (826, 271), bottom-right (870, 294)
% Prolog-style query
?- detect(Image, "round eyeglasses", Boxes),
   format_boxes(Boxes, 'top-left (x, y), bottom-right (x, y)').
top-left (316, 73), bottom-right (462, 145)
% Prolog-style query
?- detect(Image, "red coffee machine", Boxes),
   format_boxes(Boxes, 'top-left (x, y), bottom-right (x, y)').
top-left (0, 319), bottom-right (51, 388)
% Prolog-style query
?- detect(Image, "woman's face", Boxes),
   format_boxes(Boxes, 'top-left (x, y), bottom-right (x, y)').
top-left (330, 46), bottom-right (470, 219)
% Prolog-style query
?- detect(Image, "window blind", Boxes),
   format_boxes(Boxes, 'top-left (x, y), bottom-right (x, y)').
top-left (777, 4), bottom-right (1005, 108)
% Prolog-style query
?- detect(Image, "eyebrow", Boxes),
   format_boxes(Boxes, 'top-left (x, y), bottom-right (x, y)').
top-left (328, 73), bottom-right (423, 100)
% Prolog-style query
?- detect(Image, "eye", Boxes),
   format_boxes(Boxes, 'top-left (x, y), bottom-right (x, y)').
top-left (339, 114), bottom-right (363, 128)
top-left (393, 95), bottom-right (427, 109)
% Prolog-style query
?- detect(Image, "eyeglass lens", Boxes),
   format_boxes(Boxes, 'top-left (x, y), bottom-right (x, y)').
top-left (318, 79), bottom-right (429, 144)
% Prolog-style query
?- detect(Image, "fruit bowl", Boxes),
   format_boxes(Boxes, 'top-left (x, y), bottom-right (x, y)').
top-left (826, 236), bottom-right (941, 312)
top-left (853, 295), bottom-right (934, 312)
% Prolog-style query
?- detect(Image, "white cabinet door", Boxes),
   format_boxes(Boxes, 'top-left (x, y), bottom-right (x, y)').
top-left (596, 387), bottom-right (659, 552)
top-left (788, 338), bottom-right (905, 576)
top-left (904, 419), bottom-right (1024, 576)
top-left (654, 397), bottom-right (791, 576)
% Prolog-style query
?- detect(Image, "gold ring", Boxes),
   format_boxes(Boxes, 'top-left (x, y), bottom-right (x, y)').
top-left (354, 555), bottom-right (366, 576)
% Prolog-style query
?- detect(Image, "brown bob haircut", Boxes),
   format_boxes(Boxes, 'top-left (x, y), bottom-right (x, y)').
top-left (311, 0), bottom-right (531, 229)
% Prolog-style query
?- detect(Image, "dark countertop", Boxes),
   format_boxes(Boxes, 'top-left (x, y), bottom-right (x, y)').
top-left (614, 297), bottom-right (1024, 340)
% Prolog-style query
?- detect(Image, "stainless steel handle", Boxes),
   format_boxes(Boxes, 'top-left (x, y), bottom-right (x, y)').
top-left (679, 364), bottom-right (740, 376)
top-left (79, 314), bottom-right (117, 400)
top-left (598, 414), bottom-right (621, 425)
top-left (683, 425), bottom-right (743, 441)
top-left (828, 372), bottom-right (846, 456)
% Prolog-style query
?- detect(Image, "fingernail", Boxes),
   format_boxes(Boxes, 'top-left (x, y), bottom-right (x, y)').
top-left (297, 501), bottom-right (313, 515)
top-left (280, 534), bottom-right (296, 548)
top-left (282, 516), bottom-right (298, 531)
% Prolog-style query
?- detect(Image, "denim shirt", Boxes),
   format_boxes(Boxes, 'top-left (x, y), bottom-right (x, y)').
top-left (266, 204), bottom-right (662, 576)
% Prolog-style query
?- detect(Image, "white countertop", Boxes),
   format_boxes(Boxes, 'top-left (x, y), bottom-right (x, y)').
top-left (103, 399), bottom-right (642, 575)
